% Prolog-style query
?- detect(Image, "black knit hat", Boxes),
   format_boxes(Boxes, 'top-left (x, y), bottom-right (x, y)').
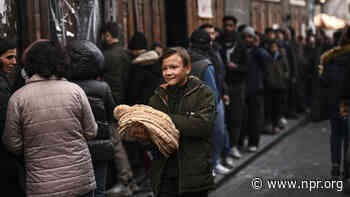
top-left (190, 29), bottom-right (210, 45)
top-left (128, 32), bottom-right (148, 50)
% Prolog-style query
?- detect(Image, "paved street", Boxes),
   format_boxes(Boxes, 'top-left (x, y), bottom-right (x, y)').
top-left (210, 121), bottom-right (346, 197)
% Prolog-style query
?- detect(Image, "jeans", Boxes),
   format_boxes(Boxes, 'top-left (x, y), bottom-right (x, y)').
top-left (93, 161), bottom-right (108, 197)
top-left (212, 99), bottom-right (231, 167)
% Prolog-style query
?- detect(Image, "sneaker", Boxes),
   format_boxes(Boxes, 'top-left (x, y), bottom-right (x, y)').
top-left (247, 146), bottom-right (258, 153)
top-left (214, 163), bottom-right (231, 175)
top-left (230, 147), bottom-right (242, 159)
top-left (273, 127), bottom-right (281, 133)
top-left (107, 183), bottom-right (133, 197)
top-left (223, 156), bottom-right (235, 168)
top-left (280, 117), bottom-right (288, 125)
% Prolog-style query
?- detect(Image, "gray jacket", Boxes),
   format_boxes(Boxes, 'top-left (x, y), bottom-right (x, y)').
top-left (3, 75), bottom-right (97, 197)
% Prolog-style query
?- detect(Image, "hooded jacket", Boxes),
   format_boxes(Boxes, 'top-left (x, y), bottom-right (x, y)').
top-left (148, 77), bottom-right (215, 196)
top-left (68, 40), bottom-right (116, 162)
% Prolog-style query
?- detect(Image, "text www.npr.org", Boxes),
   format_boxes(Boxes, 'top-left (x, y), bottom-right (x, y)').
top-left (251, 177), bottom-right (343, 192)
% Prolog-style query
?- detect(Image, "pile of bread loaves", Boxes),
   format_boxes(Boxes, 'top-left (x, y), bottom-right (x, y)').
top-left (114, 104), bottom-right (179, 157)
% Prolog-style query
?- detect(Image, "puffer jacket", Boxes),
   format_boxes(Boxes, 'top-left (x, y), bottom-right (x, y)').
top-left (75, 80), bottom-right (116, 161)
top-left (148, 76), bottom-right (216, 196)
top-left (67, 39), bottom-right (116, 162)
top-left (2, 75), bottom-right (97, 197)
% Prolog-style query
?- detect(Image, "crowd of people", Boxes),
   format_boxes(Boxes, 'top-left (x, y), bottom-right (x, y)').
top-left (0, 14), bottom-right (349, 197)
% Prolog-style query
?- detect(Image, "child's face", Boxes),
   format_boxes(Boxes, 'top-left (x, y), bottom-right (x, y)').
top-left (162, 53), bottom-right (191, 87)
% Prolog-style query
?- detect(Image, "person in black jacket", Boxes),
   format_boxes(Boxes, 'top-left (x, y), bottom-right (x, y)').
top-left (239, 26), bottom-right (270, 152)
top-left (67, 40), bottom-right (117, 197)
top-left (217, 16), bottom-right (248, 157)
top-left (0, 38), bottom-right (24, 197)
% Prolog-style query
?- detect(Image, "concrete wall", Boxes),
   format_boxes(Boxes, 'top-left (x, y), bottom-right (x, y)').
top-left (225, 0), bottom-right (250, 25)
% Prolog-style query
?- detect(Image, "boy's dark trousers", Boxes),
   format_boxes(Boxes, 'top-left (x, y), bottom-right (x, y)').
top-left (158, 177), bottom-right (209, 197)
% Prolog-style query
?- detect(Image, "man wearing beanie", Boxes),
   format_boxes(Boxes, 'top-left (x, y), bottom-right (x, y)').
top-left (125, 32), bottom-right (162, 194)
top-left (128, 32), bottom-right (148, 57)
top-left (239, 26), bottom-right (271, 152)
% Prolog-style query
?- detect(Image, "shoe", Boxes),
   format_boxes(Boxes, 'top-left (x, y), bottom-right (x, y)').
top-left (280, 117), bottom-right (288, 125)
top-left (247, 146), bottom-right (258, 153)
top-left (107, 183), bottom-right (133, 197)
top-left (277, 122), bottom-right (285, 130)
top-left (222, 156), bottom-right (235, 168)
top-left (262, 125), bottom-right (276, 135)
top-left (128, 181), bottom-right (143, 194)
top-left (229, 147), bottom-right (242, 159)
top-left (214, 163), bottom-right (231, 175)
top-left (273, 127), bottom-right (281, 133)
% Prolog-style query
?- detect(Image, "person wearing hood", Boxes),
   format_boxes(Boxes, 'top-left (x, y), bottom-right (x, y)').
top-left (187, 29), bottom-right (234, 175)
top-left (67, 40), bottom-right (116, 197)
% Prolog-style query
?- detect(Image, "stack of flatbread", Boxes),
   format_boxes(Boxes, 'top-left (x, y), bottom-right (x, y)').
top-left (114, 104), bottom-right (180, 157)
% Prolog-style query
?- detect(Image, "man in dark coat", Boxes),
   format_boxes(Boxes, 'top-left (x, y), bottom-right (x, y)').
top-left (100, 22), bottom-right (138, 196)
top-left (239, 26), bottom-right (270, 152)
top-left (100, 22), bottom-right (132, 104)
top-left (217, 15), bottom-right (248, 157)
top-left (147, 47), bottom-right (216, 197)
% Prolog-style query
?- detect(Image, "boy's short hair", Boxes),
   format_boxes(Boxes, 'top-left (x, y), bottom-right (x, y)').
top-left (161, 47), bottom-right (191, 67)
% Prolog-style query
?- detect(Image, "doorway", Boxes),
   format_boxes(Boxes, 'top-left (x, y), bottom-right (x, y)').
top-left (165, 0), bottom-right (188, 48)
